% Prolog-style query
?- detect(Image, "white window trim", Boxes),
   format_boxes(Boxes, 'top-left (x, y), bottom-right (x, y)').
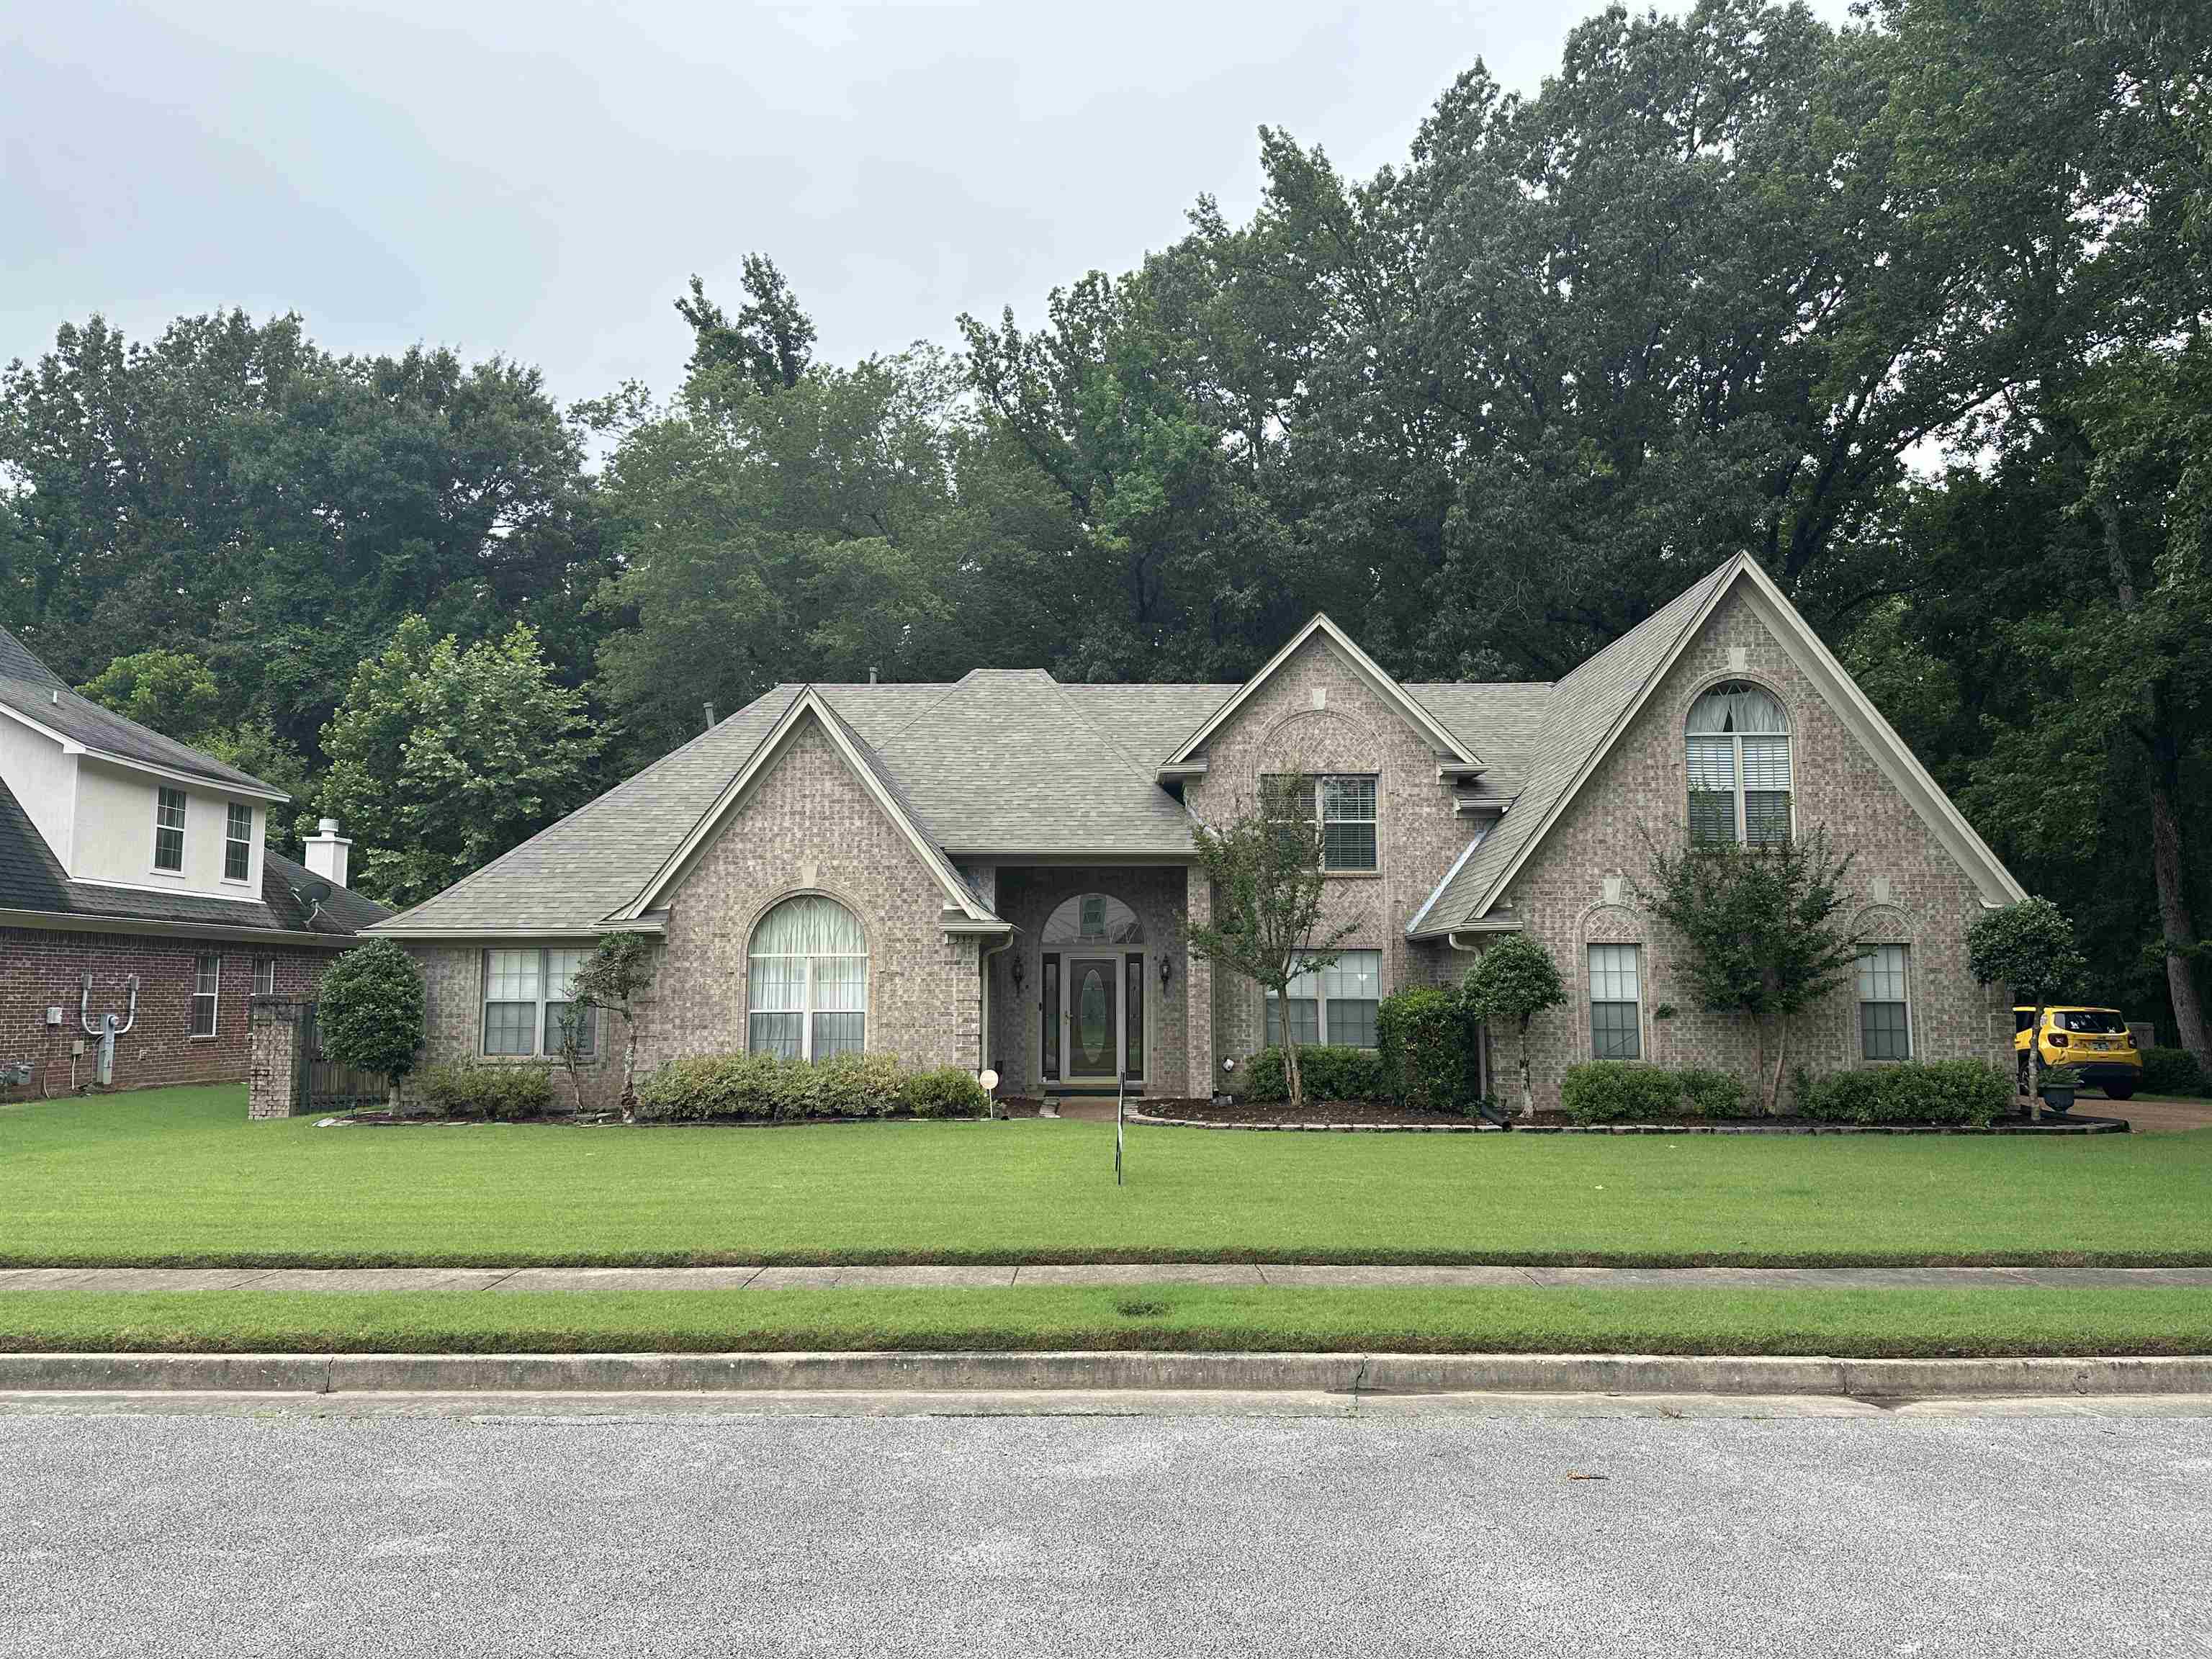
top-left (1686, 685), bottom-right (1794, 848)
top-left (191, 953), bottom-right (220, 1038)
top-left (152, 786), bottom-right (188, 877)
top-left (747, 950), bottom-right (868, 1061)
top-left (480, 948), bottom-right (595, 1059)
top-left (1588, 943), bottom-right (1643, 1061)
top-left (1262, 949), bottom-right (1385, 1049)
top-left (222, 801), bottom-right (253, 884)
top-left (1856, 943), bottom-right (1914, 1062)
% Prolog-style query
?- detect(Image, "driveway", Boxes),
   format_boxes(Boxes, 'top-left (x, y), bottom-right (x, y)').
top-left (2, 1401), bottom-right (2206, 1657)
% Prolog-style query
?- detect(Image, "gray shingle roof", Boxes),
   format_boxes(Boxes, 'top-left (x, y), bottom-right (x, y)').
top-left (0, 626), bottom-right (279, 794)
top-left (375, 572), bottom-right (1743, 940)
top-left (0, 774), bottom-right (387, 938)
top-left (1408, 559), bottom-right (1735, 935)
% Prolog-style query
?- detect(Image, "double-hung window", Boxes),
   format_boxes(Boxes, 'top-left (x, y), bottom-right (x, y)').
top-left (224, 803), bottom-right (253, 881)
top-left (544, 947), bottom-right (596, 1057)
top-left (154, 788), bottom-right (187, 872)
top-left (481, 948), bottom-right (601, 1058)
top-left (1686, 683), bottom-right (1791, 847)
top-left (253, 958), bottom-right (276, 997)
top-left (1856, 945), bottom-right (1912, 1060)
top-left (191, 954), bottom-right (220, 1038)
top-left (1588, 944), bottom-right (1642, 1059)
top-left (1262, 775), bottom-right (1378, 872)
top-left (1264, 949), bottom-right (1383, 1048)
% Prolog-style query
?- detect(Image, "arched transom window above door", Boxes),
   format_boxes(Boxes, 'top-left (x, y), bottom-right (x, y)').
top-left (1041, 894), bottom-right (1144, 945)
top-left (747, 894), bottom-right (867, 1061)
top-left (1686, 681), bottom-right (1791, 847)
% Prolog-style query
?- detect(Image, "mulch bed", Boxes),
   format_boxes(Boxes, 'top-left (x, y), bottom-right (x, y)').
top-left (1130, 1097), bottom-right (1481, 1128)
top-left (1126, 1101), bottom-right (2129, 1135)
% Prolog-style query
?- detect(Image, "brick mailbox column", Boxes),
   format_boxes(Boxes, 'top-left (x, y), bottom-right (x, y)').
top-left (248, 996), bottom-right (307, 1120)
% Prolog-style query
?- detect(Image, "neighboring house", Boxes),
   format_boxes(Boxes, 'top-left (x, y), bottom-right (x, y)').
top-left (0, 626), bottom-right (389, 1094)
top-left (372, 553), bottom-right (2026, 1111)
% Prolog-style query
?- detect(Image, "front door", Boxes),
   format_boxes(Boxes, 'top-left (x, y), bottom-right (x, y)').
top-left (1065, 956), bottom-right (1120, 1082)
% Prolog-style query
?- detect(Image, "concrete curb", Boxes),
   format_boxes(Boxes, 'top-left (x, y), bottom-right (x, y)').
top-left (1, 1351), bottom-right (2208, 1397)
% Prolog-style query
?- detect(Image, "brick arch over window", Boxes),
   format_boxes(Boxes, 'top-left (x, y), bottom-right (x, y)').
top-left (1253, 705), bottom-right (1382, 773)
top-left (1683, 678), bottom-right (1794, 848)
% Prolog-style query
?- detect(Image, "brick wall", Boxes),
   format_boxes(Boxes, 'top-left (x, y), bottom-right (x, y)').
top-left (0, 926), bottom-right (336, 1095)
top-left (1181, 635), bottom-right (1474, 1066)
top-left (1494, 584), bottom-right (2015, 1111)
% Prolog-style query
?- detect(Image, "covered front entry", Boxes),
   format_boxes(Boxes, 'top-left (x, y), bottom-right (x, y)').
top-left (1040, 894), bottom-right (1145, 1089)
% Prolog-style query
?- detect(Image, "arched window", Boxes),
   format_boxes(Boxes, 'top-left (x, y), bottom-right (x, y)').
top-left (1040, 894), bottom-right (1144, 945)
top-left (747, 895), bottom-right (867, 1060)
top-left (1686, 681), bottom-right (1791, 846)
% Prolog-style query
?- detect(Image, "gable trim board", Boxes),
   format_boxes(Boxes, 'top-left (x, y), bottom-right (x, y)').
top-left (1406, 552), bottom-right (2026, 938)
top-left (0, 701), bottom-right (291, 803)
top-left (1159, 613), bottom-right (1483, 777)
top-left (615, 688), bottom-right (1006, 931)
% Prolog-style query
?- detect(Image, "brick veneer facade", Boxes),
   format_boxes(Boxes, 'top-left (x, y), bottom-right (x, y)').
top-left (1483, 585), bottom-right (2013, 1112)
top-left (0, 926), bottom-right (336, 1096)
top-left (403, 715), bottom-right (986, 1110)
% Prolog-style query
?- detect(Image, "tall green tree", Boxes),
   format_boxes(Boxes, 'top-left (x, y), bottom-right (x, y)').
top-left (316, 618), bottom-right (600, 907)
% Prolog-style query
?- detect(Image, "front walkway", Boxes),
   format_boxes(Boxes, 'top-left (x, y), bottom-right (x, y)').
top-left (5, 1264), bottom-right (2210, 1292)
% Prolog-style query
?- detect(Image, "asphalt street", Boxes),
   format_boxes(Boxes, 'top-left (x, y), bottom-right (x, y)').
top-left (2, 1400), bottom-right (2207, 1658)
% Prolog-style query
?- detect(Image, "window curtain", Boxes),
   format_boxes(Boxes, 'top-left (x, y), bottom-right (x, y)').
top-left (749, 896), bottom-right (867, 1058)
top-left (1686, 683), bottom-right (1788, 734)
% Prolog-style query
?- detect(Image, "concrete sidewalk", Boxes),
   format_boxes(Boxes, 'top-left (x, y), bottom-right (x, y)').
top-left (3, 1263), bottom-right (2210, 1293)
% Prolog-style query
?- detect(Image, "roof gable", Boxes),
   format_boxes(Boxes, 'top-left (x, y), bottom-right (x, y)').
top-left (1408, 553), bottom-right (2026, 936)
top-left (1160, 614), bottom-right (1482, 775)
top-left (619, 688), bottom-right (1001, 927)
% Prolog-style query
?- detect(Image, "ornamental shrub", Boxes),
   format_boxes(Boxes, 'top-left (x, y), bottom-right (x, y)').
top-left (1797, 1060), bottom-right (2010, 1126)
top-left (1240, 1045), bottom-right (1387, 1103)
top-left (1376, 987), bottom-right (1479, 1113)
top-left (1676, 1067), bottom-right (1746, 1119)
top-left (901, 1065), bottom-right (989, 1119)
top-left (317, 938), bottom-right (425, 1090)
top-left (2141, 1047), bottom-right (2208, 1097)
top-left (418, 1061), bottom-right (555, 1121)
top-left (1560, 1062), bottom-right (1686, 1123)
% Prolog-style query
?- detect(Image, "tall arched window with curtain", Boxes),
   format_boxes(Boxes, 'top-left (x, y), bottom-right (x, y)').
top-left (747, 895), bottom-right (868, 1060)
top-left (1686, 682), bottom-right (1791, 847)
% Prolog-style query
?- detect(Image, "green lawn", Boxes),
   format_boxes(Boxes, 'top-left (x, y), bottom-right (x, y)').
top-left (2, 1284), bottom-right (2206, 1358)
top-left (5, 1084), bottom-right (2209, 1268)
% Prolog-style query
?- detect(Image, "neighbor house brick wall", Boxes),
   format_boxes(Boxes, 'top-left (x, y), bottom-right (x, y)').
top-left (0, 926), bottom-right (333, 1095)
top-left (1181, 634), bottom-right (1478, 1065)
top-left (986, 865), bottom-right (1190, 1096)
top-left (1491, 584), bottom-right (2014, 1112)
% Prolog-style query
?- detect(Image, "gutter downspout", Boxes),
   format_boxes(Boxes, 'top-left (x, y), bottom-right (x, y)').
top-left (979, 932), bottom-right (1016, 1082)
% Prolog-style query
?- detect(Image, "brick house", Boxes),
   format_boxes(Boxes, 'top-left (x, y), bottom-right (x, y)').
top-left (372, 554), bottom-right (2026, 1111)
top-left (0, 627), bottom-right (388, 1094)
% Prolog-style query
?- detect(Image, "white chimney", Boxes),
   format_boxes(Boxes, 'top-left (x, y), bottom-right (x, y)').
top-left (304, 817), bottom-right (352, 889)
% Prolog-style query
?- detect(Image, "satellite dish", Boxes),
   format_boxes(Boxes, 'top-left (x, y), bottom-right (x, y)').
top-left (300, 877), bottom-right (333, 904)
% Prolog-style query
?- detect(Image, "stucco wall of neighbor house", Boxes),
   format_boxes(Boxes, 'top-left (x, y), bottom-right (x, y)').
top-left (1182, 634), bottom-right (1478, 1069)
top-left (1491, 583), bottom-right (2015, 1113)
top-left (987, 865), bottom-right (1189, 1097)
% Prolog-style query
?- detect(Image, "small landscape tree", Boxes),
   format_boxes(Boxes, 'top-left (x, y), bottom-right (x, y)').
top-left (1186, 781), bottom-right (1357, 1110)
top-left (316, 938), bottom-right (425, 1111)
top-left (559, 934), bottom-right (658, 1121)
top-left (1460, 932), bottom-right (1568, 1119)
top-left (1966, 896), bottom-right (2087, 1112)
top-left (1643, 827), bottom-right (1863, 1115)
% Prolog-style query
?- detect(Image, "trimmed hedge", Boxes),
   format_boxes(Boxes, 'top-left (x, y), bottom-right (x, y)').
top-left (1238, 1045), bottom-right (1389, 1104)
top-left (2141, 1046), bottom-right (2208, 1097)
top-left (631, 1052), bottom-right (989, 1123)
top-left (418, 1062), bottom-right (557, 1122)
top-left (1376, 987), bottom-right (1480, 1114)
top-left (1795, 1060), bottom-right (2012, 1127)
top-left (1561, 1062), bottom-right (1746, 1124)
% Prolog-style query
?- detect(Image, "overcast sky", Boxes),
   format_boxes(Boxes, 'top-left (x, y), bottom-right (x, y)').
top-left (5, 0), bottom-right (1856, 407)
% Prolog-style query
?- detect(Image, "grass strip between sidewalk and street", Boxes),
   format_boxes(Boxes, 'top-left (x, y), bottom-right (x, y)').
top-left (7, 1087), bottom-right (2212, 1267)
top-left (1, 1285), bottom-right (2208, 1358)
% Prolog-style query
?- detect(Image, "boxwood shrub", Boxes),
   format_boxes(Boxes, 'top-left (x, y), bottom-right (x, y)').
top-left (631, 1052), bottom-right (989, 1123)
top-left (1376, 986), bottom-right (1480, 1113)
top-left (1796, 1060), bottom-right (2011, 1126)
top-left (1561, 1061), bottom-right (1706, 1123)
top-left (417, 1061), bottom-right (557, 1122)
top-left (1238, 1045), bottom-right (1388, 1104)
top-left (2141, 1046), bottom-right (2207, 1097)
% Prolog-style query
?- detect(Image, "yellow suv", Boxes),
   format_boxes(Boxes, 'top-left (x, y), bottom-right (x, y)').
top-left (2014, 1007), bottom-right (2141, 1100)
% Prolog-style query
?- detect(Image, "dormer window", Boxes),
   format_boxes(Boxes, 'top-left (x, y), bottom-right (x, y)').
top-left (224, 803), bottom-right (252, 882)
top-left (1686, 683), bottom-right (1791, 847)
top-left (153, 788), bottom-right (186, 871)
